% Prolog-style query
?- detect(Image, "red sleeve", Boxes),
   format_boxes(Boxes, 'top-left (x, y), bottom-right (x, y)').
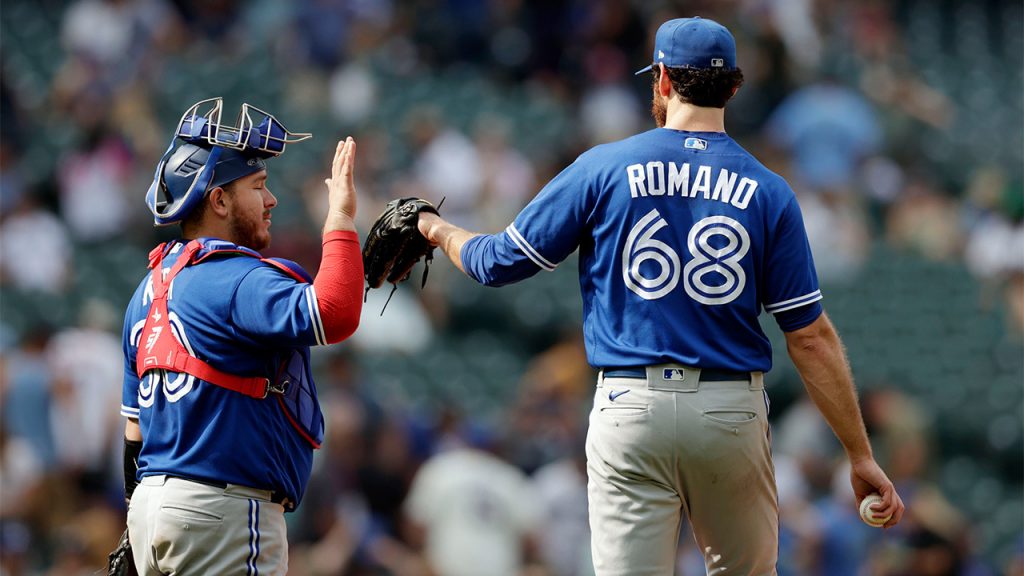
top-left (312, 230), bottom-right (363, 343)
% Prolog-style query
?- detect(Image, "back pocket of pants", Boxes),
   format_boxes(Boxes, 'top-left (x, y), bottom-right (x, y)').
top-left (160, 503), bottom-right (224, 523)
top-left (600, 404), bottom-right (649, 417)
top-left (702, 409), bottom-right (757, 426)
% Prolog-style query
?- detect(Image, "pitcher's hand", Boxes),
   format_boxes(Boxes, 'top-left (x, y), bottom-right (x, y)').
top-left (850, 457), bottom-right (905, 528)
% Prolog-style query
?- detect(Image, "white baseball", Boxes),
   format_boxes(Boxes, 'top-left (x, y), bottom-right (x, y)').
top-left (859, 493), bottom-right (891, 527)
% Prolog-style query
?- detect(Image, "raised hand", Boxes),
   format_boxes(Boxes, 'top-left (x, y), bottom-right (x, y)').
top-left (323, 137), bottom-right (357, 232)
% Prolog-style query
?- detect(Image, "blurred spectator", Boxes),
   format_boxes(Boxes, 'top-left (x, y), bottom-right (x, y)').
top-left (62, 0), bottom-right (151, 69)
top-left (288, 386), bottom-right (369, 573)
top-left (291, 0), bottom-right (351, 70)
top-left (1, 328), bottom-right (58, 470)
top-left (0, 139), bottom-right (25, 217)
top-left (57, 122), bottom-right (135, 242)
top-left (0, 195), bottom-right (72, 294)
top-left (329, 60), bottom-right (378, 127)
top-left (475, 116), bottom-right (537, 230)
top-left (798, 191), bottom-right (870, 284)
top-left (774, 398), bottom-right (841, 494)
top-left (847, 1), bottom-right (955, 132)
top-left (531, 450), bottom-right (593, 576)
top-left (0, 424), bottom-right (45, 520)
top-left (175, 0), bottom-right (243, 46)
top-left (765, 78), bottom-right (881, 194)
top-left (43, 504), bottom-right (124, 576)
top-left (1007, 272), bottom-right (1024, 334)
top-left (1005, 539), bottom-right (1024, 576)
top-left (409, 108), bottom-right (484, 228)
top-left (578, 44), bottom-right (643, 146)
top-left (962, 170), bottom-right (1024, 332)
top-left (886, 177), bottom-right (964, 261)
top-left (861, 388), bottom-right (932, 486)
top-left (761, 0), bottom-right (822, 73)
top-left (506, 332), bottom-right (590, 473)
top-left (404, 433), bottom-right (542, 576)
top-left (965, 174), bottom-right (1024, 277)
top-left (46, 299), bottom-right (122, 476)
top-left (873, 486), bottom-right (972, 576)
top-left (813, 461), bottom-right (886, 575)
top-left (774, 454), bottom-right (820, 576)
top-left (59, 0), bottom-right (181, 99)
top-left (0, 75), bottom-right (26, 213)
top-left (351, 286), bottom-right (435, 353)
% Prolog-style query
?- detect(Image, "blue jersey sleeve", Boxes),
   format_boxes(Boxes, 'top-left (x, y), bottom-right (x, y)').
top-left (762, 195), bottom-right (823, 331)
top-left (231, 265), bottom-right (326, 347)
top-left (121, 282), bottom-right (144, 420)
top-left (462, 158), bottom-right (595, 286)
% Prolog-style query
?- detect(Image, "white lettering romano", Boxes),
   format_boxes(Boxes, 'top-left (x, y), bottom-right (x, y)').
top-left (622, 162), bottom-right (759, 210)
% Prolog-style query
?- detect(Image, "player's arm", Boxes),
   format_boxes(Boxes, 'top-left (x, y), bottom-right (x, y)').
top-left (234, 138), bottom-right (364, 347)
top-left (784, 312), bottom-right (905, 527)
top-left (311, 137), bottom-right (363, 342)
top-left (419, 157), bottom-right (595, 285)
top-left (417, 213), bottom-right (478, 274)
top-left (123, 418), bottom-right (142, 504)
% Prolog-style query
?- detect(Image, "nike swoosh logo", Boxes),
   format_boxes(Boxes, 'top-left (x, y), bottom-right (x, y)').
top-left (608, 390), bottom-right (630, 402)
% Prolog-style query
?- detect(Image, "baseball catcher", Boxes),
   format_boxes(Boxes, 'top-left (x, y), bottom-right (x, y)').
top-left (116, 97), bottom-right (364, 575)
top-left (362, 197), bottom-right (441, 312)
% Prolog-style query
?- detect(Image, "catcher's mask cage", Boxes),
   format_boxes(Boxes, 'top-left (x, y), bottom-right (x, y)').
top-left (146, 97), bottom-right (311, 226)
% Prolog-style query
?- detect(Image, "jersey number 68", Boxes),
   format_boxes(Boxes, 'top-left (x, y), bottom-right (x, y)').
top-left (623, 210), bottom-right (750, 305)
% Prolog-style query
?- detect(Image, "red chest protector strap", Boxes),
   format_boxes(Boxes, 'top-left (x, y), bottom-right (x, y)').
top-left (136, 240), bottom-right (272, 399)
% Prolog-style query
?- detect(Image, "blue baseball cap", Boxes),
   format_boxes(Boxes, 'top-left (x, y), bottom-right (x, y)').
top-left (635, 17), bottom-right (737, 75)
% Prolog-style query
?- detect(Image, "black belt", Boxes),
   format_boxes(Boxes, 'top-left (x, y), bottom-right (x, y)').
top-left (167, 475), bottom-right (290, 506)
top-left (603, 367), bottom-right (751, 382)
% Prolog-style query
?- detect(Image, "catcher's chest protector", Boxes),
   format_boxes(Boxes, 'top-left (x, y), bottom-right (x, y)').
top-left (138, 240), bottom-right (324, 448)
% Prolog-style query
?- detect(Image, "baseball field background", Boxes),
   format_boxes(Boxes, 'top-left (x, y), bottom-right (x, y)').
top-left (0, 0), bottom-right (1021, 574)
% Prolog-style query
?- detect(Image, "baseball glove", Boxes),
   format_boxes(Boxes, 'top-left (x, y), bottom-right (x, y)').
top-left (362, 197), bottom-right (440, 309)
top-left (107, 528), bottom-right (137, 576)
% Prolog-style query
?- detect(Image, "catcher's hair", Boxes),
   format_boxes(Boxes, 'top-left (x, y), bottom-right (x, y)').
top-left (652, 66), bottom-right (745, 109)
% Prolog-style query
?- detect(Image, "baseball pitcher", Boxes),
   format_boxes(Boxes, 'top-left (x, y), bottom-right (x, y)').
top-left (408, 17), bottom-right (905, 576)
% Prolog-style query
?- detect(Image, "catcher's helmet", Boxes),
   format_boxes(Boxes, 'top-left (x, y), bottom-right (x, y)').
top-left (146, 97), bottom-right (311, 226)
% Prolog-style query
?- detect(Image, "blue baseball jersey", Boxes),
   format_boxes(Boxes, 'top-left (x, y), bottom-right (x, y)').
top-left (461, 128), bottom-right (822, 372)
top-left (121, 240), bottom-right (327, 506)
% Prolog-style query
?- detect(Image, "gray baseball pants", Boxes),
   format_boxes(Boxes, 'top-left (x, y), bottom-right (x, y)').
top-left (128, 475), bottom-right (288, 575)
top-left (586, 365), bottom-right (777, 576)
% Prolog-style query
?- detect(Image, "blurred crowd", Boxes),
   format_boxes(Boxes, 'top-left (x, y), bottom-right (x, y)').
top-left (1, 0), bottom-right (1022, 574)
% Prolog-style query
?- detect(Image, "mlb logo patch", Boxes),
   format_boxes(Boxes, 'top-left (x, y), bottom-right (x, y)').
top-left (711, 58), bottom-right (725, 67)
top-left (684, 137), bottom-right (708, 150)
top-left (663, 369), bottom-right (687, 381)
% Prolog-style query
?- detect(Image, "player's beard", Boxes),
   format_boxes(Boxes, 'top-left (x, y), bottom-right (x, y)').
top-left (651, 91), bottom-right (668, 127)
top-left (229, 211), bottom-right (271, 251)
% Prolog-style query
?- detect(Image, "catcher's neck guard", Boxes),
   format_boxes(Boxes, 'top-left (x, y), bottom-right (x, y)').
top-left (146, 97), bottom-right (311, 226)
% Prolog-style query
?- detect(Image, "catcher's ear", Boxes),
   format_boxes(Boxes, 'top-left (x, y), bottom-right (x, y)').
top-left (207, 186), bottom-right (231, 217)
